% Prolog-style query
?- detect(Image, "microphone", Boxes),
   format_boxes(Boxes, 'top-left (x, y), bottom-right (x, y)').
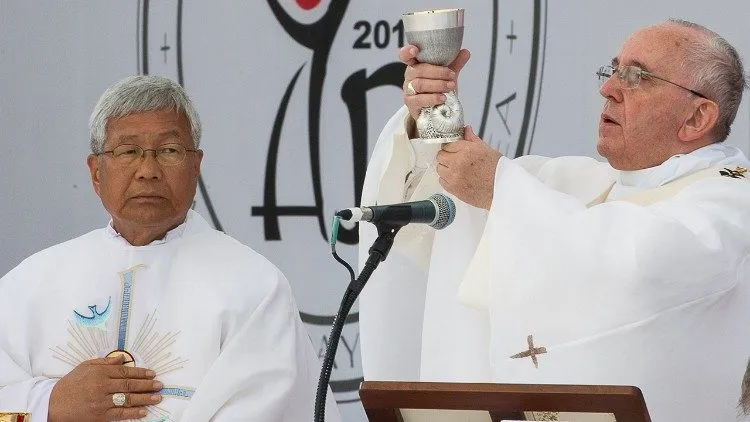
top-left (336, 193), bottom-right (456, 230)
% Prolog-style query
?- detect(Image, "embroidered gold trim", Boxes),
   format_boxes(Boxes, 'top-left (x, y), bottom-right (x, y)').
top-left (0, 413), bottom-right (31, 422)
top-left (720, 166), bottom-right (747, 179)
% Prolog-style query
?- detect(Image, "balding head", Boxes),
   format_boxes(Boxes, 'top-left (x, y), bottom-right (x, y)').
top-left (662, 19), bottom-right (747, 141)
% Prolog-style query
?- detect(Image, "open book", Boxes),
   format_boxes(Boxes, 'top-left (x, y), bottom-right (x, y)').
top-left (398, 409), bottom-right (617, 421)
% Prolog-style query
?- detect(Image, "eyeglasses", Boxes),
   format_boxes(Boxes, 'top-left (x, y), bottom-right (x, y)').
top-left (96, 143), bottom-right (199, 166)
top-left (596, 64), bottom-right (707, 99)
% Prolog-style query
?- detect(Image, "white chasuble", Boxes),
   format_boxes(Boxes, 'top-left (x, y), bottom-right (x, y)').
top-left (360, 106), bottom-right (750, 421)
top-left (0, 210), bottom-right (340, 422)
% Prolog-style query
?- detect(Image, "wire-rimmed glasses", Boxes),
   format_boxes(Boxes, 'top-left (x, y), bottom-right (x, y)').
top-left (96, 143), bottom-right (199, 166)
top-left (596, 64), bottom-right (707, 99)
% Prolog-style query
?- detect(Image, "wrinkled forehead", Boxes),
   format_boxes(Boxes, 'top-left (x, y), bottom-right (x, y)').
top-left (614, 24), bottom-right (697, 74)
top-left (104, 108), bottom-right (191, 145)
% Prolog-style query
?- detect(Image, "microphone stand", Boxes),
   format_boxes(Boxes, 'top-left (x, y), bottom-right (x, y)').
top-left (314, 222), bottom-right (403, 422)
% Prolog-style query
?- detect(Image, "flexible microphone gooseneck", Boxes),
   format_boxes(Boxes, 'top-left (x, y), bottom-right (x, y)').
top-left (314, 194), bottom-right (456, 422)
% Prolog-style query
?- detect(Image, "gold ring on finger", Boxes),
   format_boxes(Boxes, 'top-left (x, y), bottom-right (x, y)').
top-left (405, 81), bottom-right (417, 96)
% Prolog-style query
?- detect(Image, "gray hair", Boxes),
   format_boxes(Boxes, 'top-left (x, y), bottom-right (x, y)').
top-left (88, 75), bottom-right (202, 153)
top-left (739, 357), bottom-right (750, 416)
top-left (667, 19), bottom-right (748, 142)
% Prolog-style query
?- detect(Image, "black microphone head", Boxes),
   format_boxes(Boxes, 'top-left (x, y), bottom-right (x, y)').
top-left (335, 209), bottom-right (354, 220)
top-left (428, 193), bottom-right (456, 230)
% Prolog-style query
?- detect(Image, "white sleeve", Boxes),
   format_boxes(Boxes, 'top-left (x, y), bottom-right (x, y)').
top-left (0, 373), bottom-right (56, 422)
top-left (461, 157), bottom-right (750, 327)
top-left (0, 264), bottom-right (57, 422)
top-left (358, 107), bottom-right (431, 382)
top-left (178, 271), bottom-right (338, 422)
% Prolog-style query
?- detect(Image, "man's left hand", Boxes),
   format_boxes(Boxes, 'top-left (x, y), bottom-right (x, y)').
top-left (436, 126), bottom-right (502, 210)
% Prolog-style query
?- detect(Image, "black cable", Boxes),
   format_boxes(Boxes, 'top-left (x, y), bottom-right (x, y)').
top-left (315, 221), bottom-right (401, 421)
top-left (332, 247), bottom-right (355, 282)
top-left (314, 251), bottom-right (383, 422)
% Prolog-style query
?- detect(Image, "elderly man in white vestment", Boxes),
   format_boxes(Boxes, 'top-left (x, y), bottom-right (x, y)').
top-left (0, 75), bottom-right (340, 422)
top-left (359, 18), bottom-right (750, 421)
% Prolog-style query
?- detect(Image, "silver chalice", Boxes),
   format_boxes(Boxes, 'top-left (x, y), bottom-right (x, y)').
top-left (402, 8), bottom-right (465, 143)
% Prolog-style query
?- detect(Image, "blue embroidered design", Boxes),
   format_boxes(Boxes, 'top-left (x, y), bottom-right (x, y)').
top-left (117, 269), bottom-right (137, 350)
top-left (53, 265), bottom-right (196, 422)
top-left (73, 296), bottom-right (112, 327)
top-left (159, 387), bottom-right (195, 399)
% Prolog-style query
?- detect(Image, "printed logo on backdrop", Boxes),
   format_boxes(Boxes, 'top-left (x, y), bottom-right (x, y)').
top-left (137, 0), bottom-right (546, 406)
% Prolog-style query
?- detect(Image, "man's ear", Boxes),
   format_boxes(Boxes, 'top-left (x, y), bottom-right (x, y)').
top-left (679, 99), bottom-right (719, 143)
top-left (87, 154), bottom-right (102, 197)
top-left (193, 150), bottom-right (203, 176)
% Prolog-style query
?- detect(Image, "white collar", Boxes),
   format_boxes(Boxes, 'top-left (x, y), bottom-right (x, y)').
top-left (105, 213), bottom-right (192, 246)
top-left (609, 143), bottom-right (749, 200)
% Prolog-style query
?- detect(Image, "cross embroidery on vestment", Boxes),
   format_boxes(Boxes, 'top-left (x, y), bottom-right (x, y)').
top-left (510, 334), bottom-right (547, 368)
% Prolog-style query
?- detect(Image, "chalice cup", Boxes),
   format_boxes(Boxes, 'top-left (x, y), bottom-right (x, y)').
top-left (402, 8), bottom-right (465, 143)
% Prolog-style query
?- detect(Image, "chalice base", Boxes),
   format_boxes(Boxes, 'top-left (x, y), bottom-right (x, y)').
top-left (412, 136), bottom-right (462, 145)
top-left (414, 91), bottom-right (465, 144)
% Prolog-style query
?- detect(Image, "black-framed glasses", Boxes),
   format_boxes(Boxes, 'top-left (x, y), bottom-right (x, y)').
top-left (596, 64), bottom-right (707, 99)
top-left (96, 143), bottom-right (199, 166)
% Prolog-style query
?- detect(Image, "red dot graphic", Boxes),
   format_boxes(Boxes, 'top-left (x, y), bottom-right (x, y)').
top-left (296, 0), bottom-right (321, 10)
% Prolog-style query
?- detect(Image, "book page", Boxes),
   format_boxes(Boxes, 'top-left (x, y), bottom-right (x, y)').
top-left (397, 409), bottom-right (617, 421)
top-left (523, 412), bottom-right (617, 421)
top-left (399, 409), bottom-right (492, 422)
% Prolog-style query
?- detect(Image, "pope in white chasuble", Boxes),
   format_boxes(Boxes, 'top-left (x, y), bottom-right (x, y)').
top-left (359, 19), bottom-right (750, 421)
top-left (0, 75), bottom-right (340, 422)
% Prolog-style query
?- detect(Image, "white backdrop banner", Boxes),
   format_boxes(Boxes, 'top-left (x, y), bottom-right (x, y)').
top-left (1, 1), bottom-right (749, 420)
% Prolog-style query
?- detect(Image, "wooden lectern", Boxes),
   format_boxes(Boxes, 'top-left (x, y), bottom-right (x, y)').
top-left (360, 382), bottom-right (651, 422)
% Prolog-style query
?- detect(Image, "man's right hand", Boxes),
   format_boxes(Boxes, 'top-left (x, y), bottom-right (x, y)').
top-left (401, 44), bottom-right (471, 121)
top-left (48, 355), bottom-right (163, 422)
